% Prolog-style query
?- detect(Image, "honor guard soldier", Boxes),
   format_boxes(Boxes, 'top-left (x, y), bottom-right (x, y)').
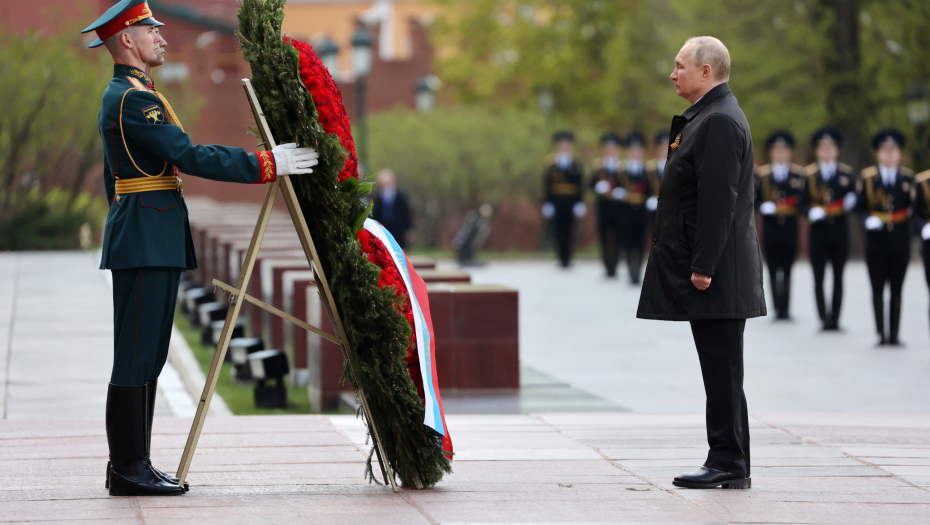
top-left (617, 131), bottom-right (653, 284)
top-left (542, 131), bottom-right (586, 268)
top-left (755, 131), bottom-right (807, 320)
top-left (858, 128), bottom-right (914, 347)
top-left (83, 0), bottom-right (318, 496)
top-left (806, 126), bottom-right (857, 331)
top-left (913, 136), bottom-right (930, 346)
top-left (645, 132), bottom-right (669, 238)
top-left (647, 131), bottom-right (670, 199)
top-left (591, 132), bottom-right (625, 277)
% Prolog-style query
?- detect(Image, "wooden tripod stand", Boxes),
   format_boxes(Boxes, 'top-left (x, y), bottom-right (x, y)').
top-left (175, 79), bottom-right (398, 492)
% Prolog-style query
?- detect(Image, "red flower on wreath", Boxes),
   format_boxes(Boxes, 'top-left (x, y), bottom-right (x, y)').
top-left (284, 36), bottom-right (359, 183)
top-left (356, 229), bottom-right (424, 401)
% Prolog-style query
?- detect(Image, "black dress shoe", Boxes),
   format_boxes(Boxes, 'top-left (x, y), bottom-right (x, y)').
top-left (673, 466), bottom-right (750, 489)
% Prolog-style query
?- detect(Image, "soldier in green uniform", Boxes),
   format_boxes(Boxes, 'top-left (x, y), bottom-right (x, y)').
top-left (755, 131), bottom-right (808, 320)
top-left (858, 129), bottom-right (914, 347)
top-left (590, 132), bottom-right (624, 277)
top-left (542, 131), bottom-right (586, 268)
top-left (617, 132), bottom-right (652, 284)
top-left (913, 136), bottom-right (930, 348)
top-left (82, 0), bottom-right (318, 496)
top-left (806, 126), bottom-right (857, 331)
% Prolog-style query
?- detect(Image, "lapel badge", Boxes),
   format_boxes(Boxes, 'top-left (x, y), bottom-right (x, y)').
top-left (903, 181), bottom-right (911, 192)
top-left (839, 175), bottom-right (849, 187)
top-left (790, 177), bottom-right (801, 189)
top-left (670, 133), bottom-right (681, 151)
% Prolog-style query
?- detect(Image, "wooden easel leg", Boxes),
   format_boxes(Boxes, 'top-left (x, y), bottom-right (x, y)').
top-left (175, 179), bottom-right (281, 486)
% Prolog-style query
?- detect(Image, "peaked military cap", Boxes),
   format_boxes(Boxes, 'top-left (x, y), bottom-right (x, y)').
top-left (766, 130), bottom-right (795, 149)
top-left (600, 132), bottom-right (622, 146)
top-left (82, 0), bottom-right (164, 49)
top-left (655, 131), bottom-right (670, 145)
top-left (626, 131), bottom-right (646, 147)
top-left (871, 128), bottom-right (906, 150)
top-left (811, 125), bottom-right (842, 148)
top-left (552, 130), bottom-right (575, 143)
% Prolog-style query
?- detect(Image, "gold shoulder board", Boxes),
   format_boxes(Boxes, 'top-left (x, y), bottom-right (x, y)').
top-left (861, 166), bottom-right (878, 178)
top-left (915, 170), bottom-right (930, 183)
top-left (756, 164), bottom-right (773, 177)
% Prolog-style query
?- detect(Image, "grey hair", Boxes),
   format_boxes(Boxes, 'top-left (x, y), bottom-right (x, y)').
top-left (685, 36), bottom-right (730, 82)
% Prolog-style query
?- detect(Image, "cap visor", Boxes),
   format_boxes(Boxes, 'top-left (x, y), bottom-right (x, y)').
top-left (136, 17), bottom-right (164, 27)
top-left (88, 38), bottom-right (104, 48)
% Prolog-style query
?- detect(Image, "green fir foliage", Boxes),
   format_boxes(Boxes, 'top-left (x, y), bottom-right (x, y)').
top-left (237, 0), bottom-right (451, 488)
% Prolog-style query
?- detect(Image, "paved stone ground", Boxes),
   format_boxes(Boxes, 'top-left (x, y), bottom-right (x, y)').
top-left (0, 413), bottom-right (928, 524)
top-left (0, 252), bottom-right (181, 419)
top-left (3, 252), bottom-right (930, 522)
top-left (465, 259), bottom-right (930, 414)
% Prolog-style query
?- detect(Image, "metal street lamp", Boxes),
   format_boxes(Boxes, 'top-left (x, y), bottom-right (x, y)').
top-left (906, 83), bottom-right (930, 172)
top-left (315, 37), bottom-right (340, 77)
top-left (351, 26), bottom-right (374, 173)
top-left (415, 75), bottom-right (442, 112)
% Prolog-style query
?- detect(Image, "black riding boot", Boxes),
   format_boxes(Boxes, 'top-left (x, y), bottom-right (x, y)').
top-left (105, 384), bottom-right (184, 496)
top-left (146, 379), bottom-right (189, 491)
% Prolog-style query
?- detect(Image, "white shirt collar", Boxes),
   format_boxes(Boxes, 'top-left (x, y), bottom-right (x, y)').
top-left (602, 156), bottom-right (620, 172)
top-left (879, 165), bottom-right (897, 187)
top-left (381, 187), bottom-right (396, 201)
top-left (772, 163), bottom-right (790, 183)
top-left (626, 159), bottom-right (644, 174)
top-left (555, 153), bottom-right (573, 169)
top-left (819, 161), bottom-right (837, 181)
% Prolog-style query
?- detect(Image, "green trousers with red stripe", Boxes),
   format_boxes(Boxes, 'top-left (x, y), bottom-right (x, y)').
top-left (111, 267), bottom-right (182, 386)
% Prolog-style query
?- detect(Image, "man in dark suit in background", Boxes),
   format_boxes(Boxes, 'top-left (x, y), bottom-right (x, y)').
top-left (638, 36), bottom-right (765, 490)
top-left (371, 168), bottom-right (413, 249)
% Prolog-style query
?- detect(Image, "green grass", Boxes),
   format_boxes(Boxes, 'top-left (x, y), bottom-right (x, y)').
top-left (173, 308), bottom-right (313, 415)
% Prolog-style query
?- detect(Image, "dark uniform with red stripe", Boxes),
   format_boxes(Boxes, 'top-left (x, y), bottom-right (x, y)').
top-left (914, 169), bottom-right (930, 341)
top-left (99, 64), bottom-right (275, 385)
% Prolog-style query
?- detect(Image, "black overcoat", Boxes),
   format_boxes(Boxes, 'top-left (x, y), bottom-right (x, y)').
top-left (637, 83), bottom-right (766, 321)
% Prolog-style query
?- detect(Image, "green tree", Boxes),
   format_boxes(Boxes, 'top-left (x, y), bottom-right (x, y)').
top-left (433, 0), bottom-right (930, 168)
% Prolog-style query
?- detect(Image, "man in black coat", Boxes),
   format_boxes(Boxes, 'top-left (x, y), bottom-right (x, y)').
top-left (542, 131), bottom-right (586, 267)
top-left (913, 137), bottom-right (930, 346)
top-left (806, 126), bottom-right (857, 331)
top-left (858, 129), bottom-right (914, 347)
top-left (638, 36), bottom-right (765, 490)
top-left (755, 131), bottom-right (808, 320)
top-left (371, 169), bottom-right (413, 249)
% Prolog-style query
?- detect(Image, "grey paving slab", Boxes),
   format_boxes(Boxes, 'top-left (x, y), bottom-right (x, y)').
top-left (1, 413), bottom-right (929, 523)
top-left (465, 260), bottom-right (930, 414)
top-left (0, 252), bottom-right (180, 419)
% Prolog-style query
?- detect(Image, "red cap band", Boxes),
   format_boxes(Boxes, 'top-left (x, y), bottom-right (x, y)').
top-left (94, 2), bottom-right (152, 42)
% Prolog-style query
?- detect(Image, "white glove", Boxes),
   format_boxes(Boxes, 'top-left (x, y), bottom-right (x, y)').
top-left (271, 143), bottom-right (319, 176)
top-left (645, 196), bottom-right (658, 211)
top-left (541, 202), bottom-right (555, 219)
top-left (843, 192), bottom-right (857, 212)
top-left (594, 180), bottom-right (611, 195)
top-left (864, 216), bottom-right (883, 231)
top-left (808, 206), bottom-right (827, 222)
top-left (759, 201), bottom-right (777, 216)
top-left (611, 187), bottom-right (627, 201)
top-left (922, 223), bottom-right (930, 240)
top-left (573, 202), bottom-right (587, 218)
